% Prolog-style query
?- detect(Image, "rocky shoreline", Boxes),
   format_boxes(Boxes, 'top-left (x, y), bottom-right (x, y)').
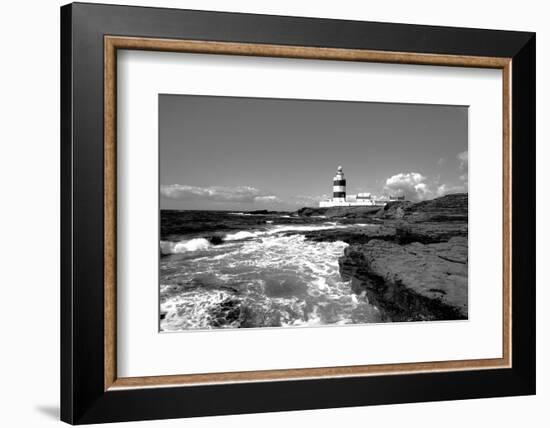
top-left (295, 193), bottom-right (468, 321)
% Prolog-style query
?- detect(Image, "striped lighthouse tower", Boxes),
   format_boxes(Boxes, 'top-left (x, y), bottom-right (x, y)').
top-left (332, 165), bottom-right (346, 202)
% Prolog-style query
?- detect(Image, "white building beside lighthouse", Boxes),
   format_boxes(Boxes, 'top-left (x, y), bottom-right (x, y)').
top-left (319, 165), bottom-right (405, 208)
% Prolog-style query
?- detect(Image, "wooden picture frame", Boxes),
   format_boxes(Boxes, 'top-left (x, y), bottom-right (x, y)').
top-left (61, 2), bottom-right (535, 424)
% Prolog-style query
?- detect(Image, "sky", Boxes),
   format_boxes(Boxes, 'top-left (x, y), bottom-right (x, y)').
top-left (160, 94), bottom-right (468, 210)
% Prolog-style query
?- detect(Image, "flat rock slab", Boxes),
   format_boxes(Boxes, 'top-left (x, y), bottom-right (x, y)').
top-left (295, 206), bottom-right (381, 218)
top-left (395, 222), bottom-right (468, 244)
top-left (298, 221), bottom-right (467, 246)
top-left (340, 237), bottom-right (468, 321)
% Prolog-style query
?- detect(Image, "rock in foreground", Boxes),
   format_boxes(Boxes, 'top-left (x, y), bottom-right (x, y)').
top-left (339, 237), bottom-right (468, 321)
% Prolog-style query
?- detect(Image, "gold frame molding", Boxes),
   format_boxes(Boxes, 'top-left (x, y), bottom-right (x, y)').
top-left (104, 35), bottom-right (512, 391)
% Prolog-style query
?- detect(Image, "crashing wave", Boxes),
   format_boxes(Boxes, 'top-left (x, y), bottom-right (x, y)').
top-left (160, 238), bottom-right (211, 254)
top-left (161, 223), bottom-right (362, 255)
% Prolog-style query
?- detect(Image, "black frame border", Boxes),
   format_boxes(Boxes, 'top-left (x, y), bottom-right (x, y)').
top-left (61, 2), bottom-right (535, 424)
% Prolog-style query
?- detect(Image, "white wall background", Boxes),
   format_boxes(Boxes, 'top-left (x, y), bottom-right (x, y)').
top-left (0, 1), bottom-right (546, 427)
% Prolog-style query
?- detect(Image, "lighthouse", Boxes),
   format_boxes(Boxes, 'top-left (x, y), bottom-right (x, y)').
top-left (319, 165), bottom-right (400, 208)
top-left (332, 165), bottom-right (346, 202)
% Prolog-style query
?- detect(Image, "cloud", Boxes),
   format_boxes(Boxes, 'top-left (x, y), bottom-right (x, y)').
top-left (458, 150), bottom-right (468, 174)
top-left (385, 172), bottom-right (432, 201)
top-left (384, 171), bottom-right (467, 201)
top-left (160, 184), bottom-right (279, 204)
top-left (383, 151), bottom-right (469, 202)
top-left (253, 195), bottom-right (282, 203)
top-left (456, 150), bottom-right (469, 185)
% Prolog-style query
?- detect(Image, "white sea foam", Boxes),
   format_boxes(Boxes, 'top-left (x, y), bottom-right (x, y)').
top-left (160, 238), bottom-right (211, 254)
top-left (161, 222), bottom-right (367, 255)
top-left (160, 221), bottom-right (382, 330)
top-left (266, 223), bottom-right (349, 234)
top-left (224, 223), bottom-right (351, 241)
top-left (224, 230), bottom-right (265, 241)
top-left (161, 289), bottom-right (236, 330)
top-left (283, 305), bottom-right (323, 327)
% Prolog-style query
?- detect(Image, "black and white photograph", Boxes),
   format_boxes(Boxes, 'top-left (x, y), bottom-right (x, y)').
top-left (159, 94), bottom-right (469, 331)
top-left (0, 0), bottom-right (541, 425)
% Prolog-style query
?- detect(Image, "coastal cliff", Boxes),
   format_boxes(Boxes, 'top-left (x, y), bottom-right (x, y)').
top-left (297, 193), bottom-right (468, 321)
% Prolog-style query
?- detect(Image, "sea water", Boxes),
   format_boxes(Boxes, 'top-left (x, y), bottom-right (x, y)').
top-left (159, 211), bottom-right (381, 331)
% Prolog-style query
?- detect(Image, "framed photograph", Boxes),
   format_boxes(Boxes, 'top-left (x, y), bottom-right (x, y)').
top-left (61, 2), bottom-right (535, 424)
